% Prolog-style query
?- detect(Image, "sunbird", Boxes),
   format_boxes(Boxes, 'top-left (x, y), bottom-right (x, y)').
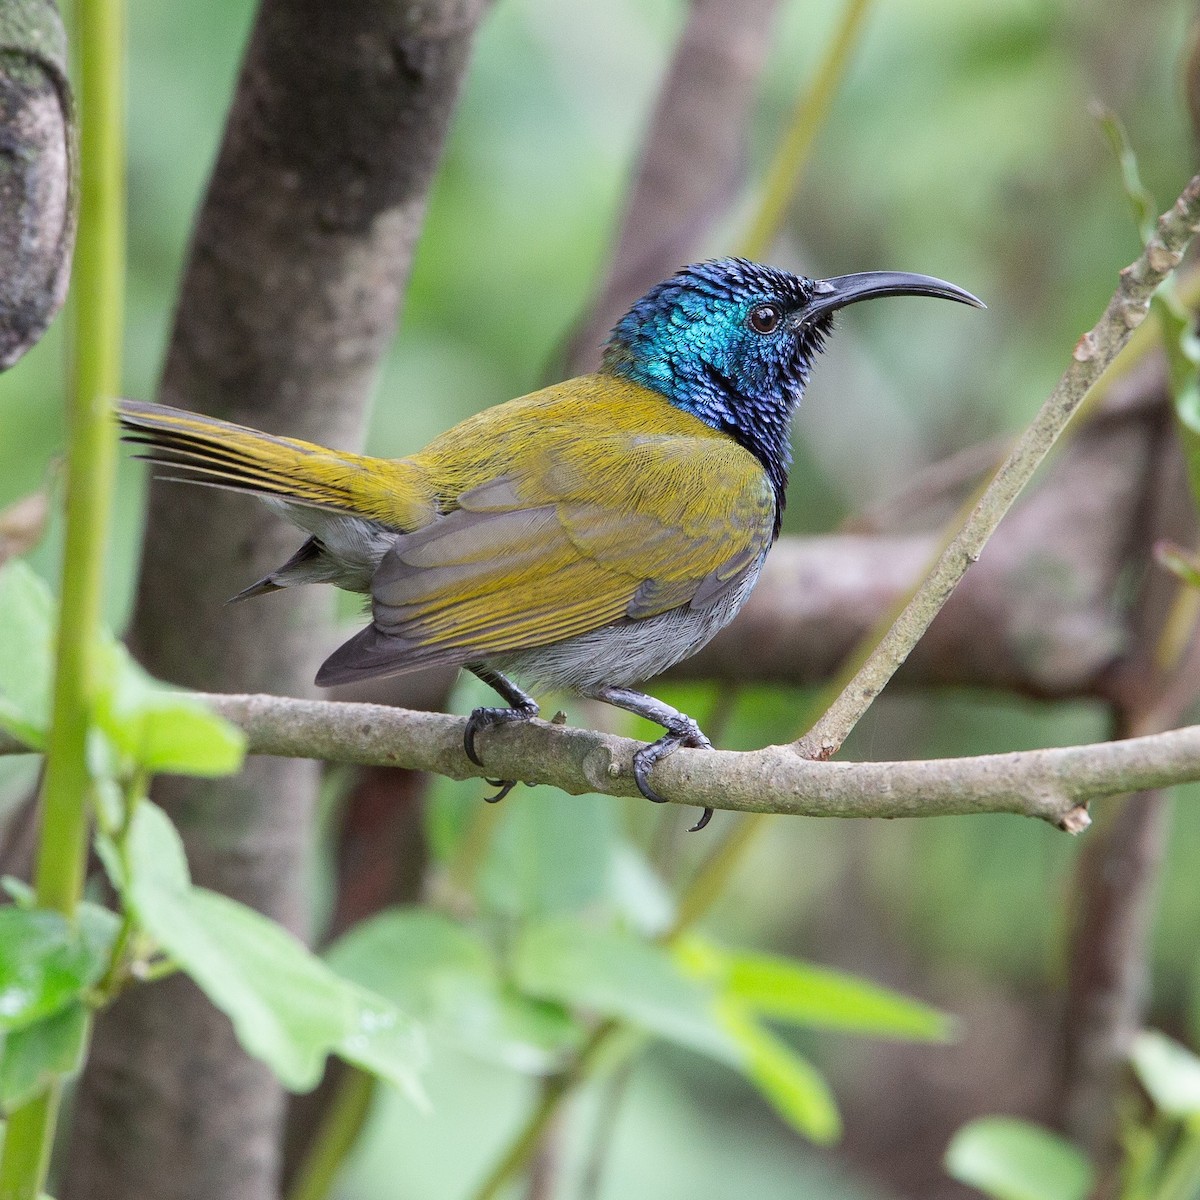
top-left (119, 258), bottom-right (981, 829)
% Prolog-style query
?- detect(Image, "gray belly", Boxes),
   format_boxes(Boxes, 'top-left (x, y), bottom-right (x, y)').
top-left (489, 554), bottom-right (765, 694)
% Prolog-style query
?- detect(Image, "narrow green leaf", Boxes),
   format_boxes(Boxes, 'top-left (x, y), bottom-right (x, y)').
top-left (717, 1000), bottom-right (841, 1144)
top-left (1131, 1030), bottom-right (1200, 1118)
top-left (1153, 291), bottom-right (1200, 510)
top-left (327, 908), bottom-right (580, 1073)
top-left (514, 918), bottom-right (737, 1064)
top-left (93, 640), bottom-right (245, 777)
top-left (0, 560), bottom-right (56, 750)
top-left (945, 1117), bottom-right (1092, 1200)
top-left (678, 935), bottom-right (953, 1041)
top-left (0, 1002), bottom-right (90, 1113)
top-left (0, 908), bottom-right (109, 1030)
top-left (118, 803), bottom-right (426, 1099)
top-left (1091, 103), bottom-right (1157, 245)
top-left (1156, 542), bottom-right (1200, 591)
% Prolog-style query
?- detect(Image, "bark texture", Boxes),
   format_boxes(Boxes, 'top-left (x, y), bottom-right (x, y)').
top-left (64, 3), bottom-right (488, 1199)
top-left (0, 0), bottom-right (74, 369)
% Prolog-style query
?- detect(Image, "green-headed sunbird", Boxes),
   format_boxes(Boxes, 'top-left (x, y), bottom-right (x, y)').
top-left (119, 257), bottom-right (982, 829)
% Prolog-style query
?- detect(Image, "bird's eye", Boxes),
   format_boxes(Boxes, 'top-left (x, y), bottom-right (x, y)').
top-left (747, 303), bottom-right (782, 335)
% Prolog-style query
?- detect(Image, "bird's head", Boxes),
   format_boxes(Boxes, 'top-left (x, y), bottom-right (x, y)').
top-left (601, 257), bottom-right (982, 504)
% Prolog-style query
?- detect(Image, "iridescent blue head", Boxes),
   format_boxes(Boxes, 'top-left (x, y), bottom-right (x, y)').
top-left (601, 257), bottom-right (982, 521)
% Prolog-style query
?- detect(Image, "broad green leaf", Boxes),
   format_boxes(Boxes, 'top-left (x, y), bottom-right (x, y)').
top-left (0, 908), bottom-right (109, 1030)
top-left (945, 1117), bottom-right (1092, 1200)
top-left (718, 1000), bottom-right (841, 1144)
top-left (1130, 1030), bottom-right (1200, 1118)
top-left (0, 1002), bottom-right (90, 1113)
top-left (327, 908), bottom-right (580, 1073)
top-left (480, 789), bottom-right (617, 918)
top-left (93, 640), bottom-right (245, 777)
top-left (0, 560), bottom-right (55, 750)
top-left (326, 909), bottom-right (492, 1005)
top-left (514, 918), bottom-right (737, 1064)
top-left (608, 845), bottom-right (675, 936)
top-left (117, 803), bottom-right (426, 1098)
top-left (678, 936), bottom-right (953, 1041)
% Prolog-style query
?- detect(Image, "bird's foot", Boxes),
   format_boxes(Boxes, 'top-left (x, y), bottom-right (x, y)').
top-left (463, 700), bottom-right (539, 804)
top-left (632, 717), bottom-right (714, 832)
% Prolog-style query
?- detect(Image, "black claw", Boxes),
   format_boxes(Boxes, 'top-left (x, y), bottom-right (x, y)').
top-left (464, 703), bottom-right (537, 767)
top-left (463, 711), bottom-right (489, 766)
top-left (463, 701), bottom-right (538, 808)
top-left (484, 779), bottom-right (518, 804)
top-left (631, 720), bottom-right (715, 830)
top-left (633, 742), bottom-right (675, 804)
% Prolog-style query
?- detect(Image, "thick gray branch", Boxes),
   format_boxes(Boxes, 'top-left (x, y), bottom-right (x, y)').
top-left (5, 691), bottom-right (1191, 830)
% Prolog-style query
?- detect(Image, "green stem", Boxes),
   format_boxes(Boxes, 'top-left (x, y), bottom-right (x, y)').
top-left (1151, 1121), bottom-right (1200, 1200)
top-left (36, 0), bottom-right (125, 918)
top-left (0, 1095), bottom-right (57, 1200)
top-left (469, 1023), bottom-right (615, 1200)
top-left (739, 0), bottom-right (874, 261)
top-left (287, 1069), bottom-right (378, 1200)
top-left (0, 0), bottom-right (124, 1194)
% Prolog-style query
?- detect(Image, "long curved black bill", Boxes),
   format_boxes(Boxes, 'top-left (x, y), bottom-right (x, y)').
top-left (802, 271), bottom-right (985, 322)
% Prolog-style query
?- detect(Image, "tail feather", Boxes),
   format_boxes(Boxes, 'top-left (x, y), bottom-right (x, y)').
top-left (116, 399), bottom-right (433, 528)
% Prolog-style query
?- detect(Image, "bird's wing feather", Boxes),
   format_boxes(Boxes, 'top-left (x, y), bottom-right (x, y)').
top-left (323, 411), bottom-right (775, 679)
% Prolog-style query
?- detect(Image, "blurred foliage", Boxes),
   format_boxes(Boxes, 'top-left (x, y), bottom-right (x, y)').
top-left (1, 0), bottom-right (1199, 1197)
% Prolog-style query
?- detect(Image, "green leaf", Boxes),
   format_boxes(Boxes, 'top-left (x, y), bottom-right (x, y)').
top-left (678, 936), bottom-right (953, 1041)
top-left (0, 1002), bottom-right (90, 1113)
top-left (0, 560), bottom-right (56, 750)
top-left (514, 918), bottom-right (737, 1064)
top-left (945, 1117), bottom-right (1093, 1200)
top-left (0, 908), bottom-right (110, 1030)
top-left (480, 789), bottom-right (617, 918)
top-left (1091, 103), bottom-right (1157, 245)
top-left (116, 803), bottom-right (426, 1098)
top-left (1154, 291), bottom-right (1200, 510)
top-left (1156, 541), bottom-right (1200, 591)
top-left (1131, 1030), bottom-right (1200, 1118)
top-left (717, 1000), bottom-right (841, 1144)
top-left (327, 908), bottom-right (580, 1073)
top-left (326, 909), bottom-right (492, 1004)
top-left (608, 844), bottom-right (675, 936)
top-left (93, 640), bottom-right (245, 777)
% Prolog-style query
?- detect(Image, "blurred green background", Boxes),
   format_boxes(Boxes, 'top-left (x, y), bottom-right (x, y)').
top-left (3, 0), bottom-right (1200, 1196)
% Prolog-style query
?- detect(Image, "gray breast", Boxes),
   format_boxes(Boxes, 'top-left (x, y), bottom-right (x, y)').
top-left (490, 553), bottom-right (766, 694)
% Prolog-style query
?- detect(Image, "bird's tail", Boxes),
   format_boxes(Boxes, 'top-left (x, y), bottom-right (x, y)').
top-left (116, 399), bottom-right (430, 526)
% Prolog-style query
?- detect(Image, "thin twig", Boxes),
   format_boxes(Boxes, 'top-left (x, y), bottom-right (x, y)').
top-left (794, 173), bottom-right (1200, 761)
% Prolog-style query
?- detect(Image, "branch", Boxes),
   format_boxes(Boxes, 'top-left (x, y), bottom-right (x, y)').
top-left (5, 692), bottom-right (1197, 830)
top-left (794, 173), bottom-right (1200, 760)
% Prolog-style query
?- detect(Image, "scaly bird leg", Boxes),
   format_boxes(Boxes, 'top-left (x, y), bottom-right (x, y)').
top-left (464, 664), bottom-right (539, 803)
top-left (587, 686), bottom-right (714, 832)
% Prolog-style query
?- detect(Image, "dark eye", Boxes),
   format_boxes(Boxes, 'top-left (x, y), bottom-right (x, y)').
top-left (747, 303), bottom-right (782, 335)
